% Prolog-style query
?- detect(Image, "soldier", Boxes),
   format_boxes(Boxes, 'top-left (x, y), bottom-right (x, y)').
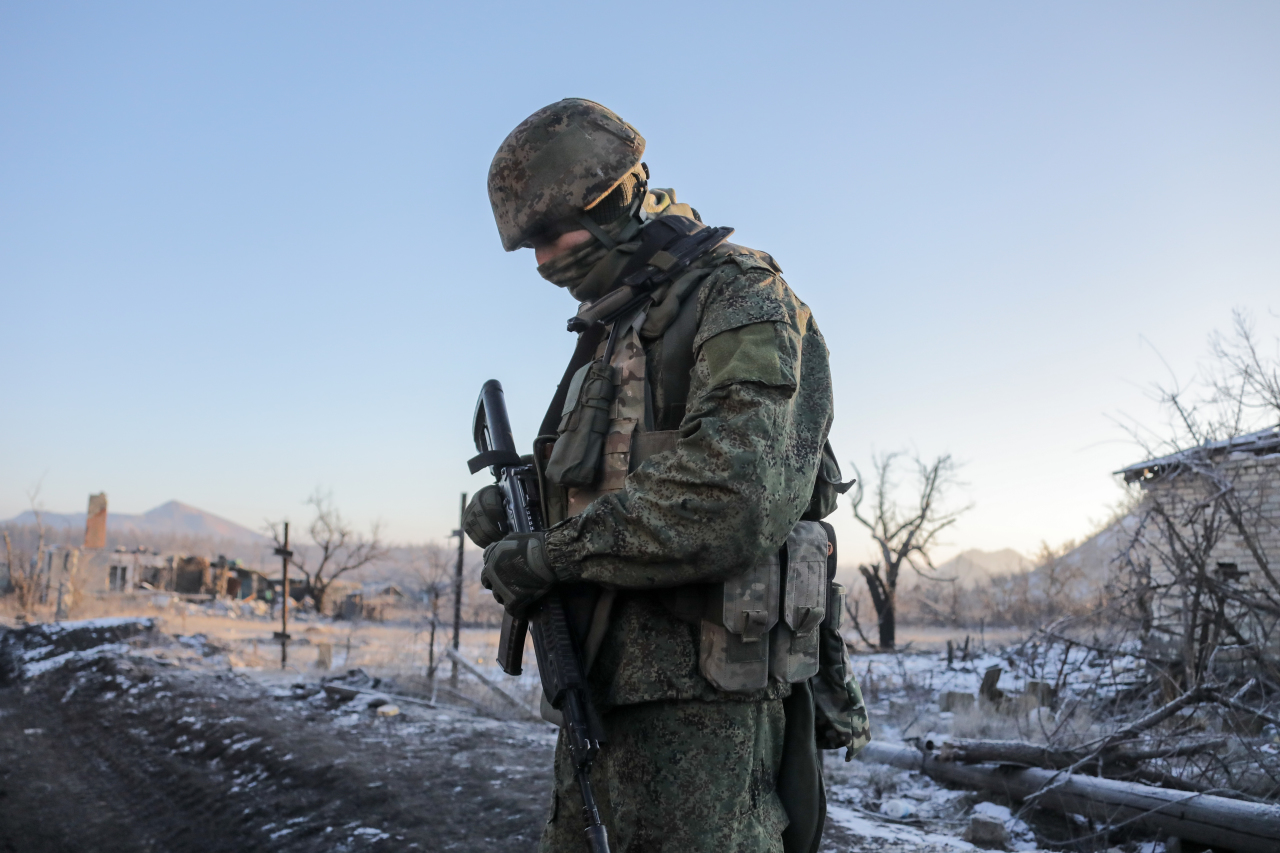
top-left (467, 99), bottom-right (868, 852)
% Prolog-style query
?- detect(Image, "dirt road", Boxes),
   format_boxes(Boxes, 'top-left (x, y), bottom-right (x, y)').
top-left (0, 619), bottom-right (982, 853)
top-left (0, 624), bottom-right (557, 852)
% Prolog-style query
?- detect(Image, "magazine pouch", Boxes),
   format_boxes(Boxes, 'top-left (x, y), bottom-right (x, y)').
top-left (769, 521), bottom-right (828, 684)
top-left (545, 359), bottom-right (616, 488)
top-left (699, 549), bottom-right (779, 693)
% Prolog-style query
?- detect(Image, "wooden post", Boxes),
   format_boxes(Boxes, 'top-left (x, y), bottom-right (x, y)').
top-left (274, 522), bottom-right (293, 669)
top-left (427, 591), bottom-right (439, 679)
top-left (451, 492), bottom-right (466, 688)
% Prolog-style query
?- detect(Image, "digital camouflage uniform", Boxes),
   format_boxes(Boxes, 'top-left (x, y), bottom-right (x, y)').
top-left (536, 193), bottom-right (834, 852)
top-left (481, 100), bottom-right (866, 853)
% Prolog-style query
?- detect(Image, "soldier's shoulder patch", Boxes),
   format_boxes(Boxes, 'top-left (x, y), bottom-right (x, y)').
top-left (695, 256), bottom-right (796, 350)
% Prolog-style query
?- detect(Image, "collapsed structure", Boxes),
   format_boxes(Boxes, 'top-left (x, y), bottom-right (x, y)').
top-left (1116, 424), bottom-right (1280, 682)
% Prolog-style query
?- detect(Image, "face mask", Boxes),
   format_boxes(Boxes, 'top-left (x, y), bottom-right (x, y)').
top-left (536, 184), bottom-right (690, 303)
top-left (536, 235), bottom-right (614, 297)
top-left (536, 214), bottom-right (642, 302)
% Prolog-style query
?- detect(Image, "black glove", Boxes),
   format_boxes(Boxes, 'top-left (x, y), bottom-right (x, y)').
top-left (463, 484), bottom-right (509, 548)
top-left (481, 531), bottom-right (555, 616)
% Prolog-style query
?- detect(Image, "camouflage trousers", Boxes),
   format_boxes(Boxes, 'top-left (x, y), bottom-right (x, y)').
top-left (538, 698), bottom-right (788, 853)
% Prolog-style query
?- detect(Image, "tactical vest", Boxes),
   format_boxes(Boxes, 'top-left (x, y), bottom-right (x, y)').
top-left (534, 215), bottom-right (853, 694)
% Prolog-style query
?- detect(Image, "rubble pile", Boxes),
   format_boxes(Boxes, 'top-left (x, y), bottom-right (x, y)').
top-left (0, 616), bottom-right (157, 683)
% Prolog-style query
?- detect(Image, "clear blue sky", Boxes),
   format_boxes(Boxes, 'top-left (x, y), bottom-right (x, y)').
top-left (3, 1), bottom-right (1278, 567)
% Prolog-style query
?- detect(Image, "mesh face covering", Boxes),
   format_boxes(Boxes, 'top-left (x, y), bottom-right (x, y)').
top-left (585, 170), bottom-right (644, 226)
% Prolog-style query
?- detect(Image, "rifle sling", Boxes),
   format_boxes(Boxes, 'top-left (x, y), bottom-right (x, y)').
top-left (467, 448), bottom-right (524, 475)
top-left (655, 276), bottom-right (706, 430)
top-left (544, 216), bottom-right (729, 439)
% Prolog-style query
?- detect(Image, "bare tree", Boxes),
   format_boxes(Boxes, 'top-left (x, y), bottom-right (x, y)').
top-left (1210, 309), bottom-right (1280, 423)
top-left (4, 486), bottom-right (50, 615)
top-left (982, 310), bottom-right (1280, 801)
top-left (850, 452), bottom-right (969, 649)
top-left (405, 541), bottom-right (453, 677)
top-left (2, 531), bottom-right (16, 604)
top-left (1122, 309), bottom-right (1280, 458)
top-left (268, 491), bottom-right (389, 614)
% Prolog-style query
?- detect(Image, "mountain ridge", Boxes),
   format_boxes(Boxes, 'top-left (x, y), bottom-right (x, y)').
top-left (896, 547), bottom-right (1033, 589)
top-left (3, 500), bottom-right (268, 544)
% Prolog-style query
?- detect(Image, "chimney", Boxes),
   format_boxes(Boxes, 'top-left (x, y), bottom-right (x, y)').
top-left (84, 493), bottom-right (108, 550)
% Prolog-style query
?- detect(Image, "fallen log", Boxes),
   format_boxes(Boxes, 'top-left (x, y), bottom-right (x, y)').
top-left (937, 737), bottom-right (1226, 770)
top-left (320, 683), bottom-right (437, 709)
top-left (858, 741), bottom-right (1280, 853)
top-left (938, 738), bottom-right (1080, 769)
top-left (428, 682), bottom-right (492, 714)
top-left (319, 678), bottom-right (509, 716)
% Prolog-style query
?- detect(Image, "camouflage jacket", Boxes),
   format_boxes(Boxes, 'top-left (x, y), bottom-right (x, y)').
top-left (543, 224), bottom-right (835, 711)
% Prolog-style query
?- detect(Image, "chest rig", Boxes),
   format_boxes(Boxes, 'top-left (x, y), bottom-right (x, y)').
top-left (534, 214), bottom-right (850, 693)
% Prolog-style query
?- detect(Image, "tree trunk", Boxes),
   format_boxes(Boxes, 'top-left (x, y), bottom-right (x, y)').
top-left (858, 564), bottom-right (896, 649)
top-left (877, 596), bottom-right (896, 649)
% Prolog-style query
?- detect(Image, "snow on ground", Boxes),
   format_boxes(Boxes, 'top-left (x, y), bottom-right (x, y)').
top-left (3, 605), bottom-right (1163, 851)
top-left (22, 642), bottom-right (133, 678)
top-left (825, 804), bottom-right (977, 851)
top-left (1, 617), bottom-right (563, 852)
top-left (35, 616), bottom-right (157, 634)
top-left (822, 741), bottom-right (1058, 853)
top-left (852, 640), bottom-right (1146, 708)
top-left (822, 639), bottom-right (1159, 853)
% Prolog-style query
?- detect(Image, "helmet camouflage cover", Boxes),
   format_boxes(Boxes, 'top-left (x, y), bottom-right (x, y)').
top-left (488, 99), bottom-right (645, 251)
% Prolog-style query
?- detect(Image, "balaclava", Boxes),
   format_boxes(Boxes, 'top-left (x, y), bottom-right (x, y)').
top-left (536, 169), bottom-right (648, 302)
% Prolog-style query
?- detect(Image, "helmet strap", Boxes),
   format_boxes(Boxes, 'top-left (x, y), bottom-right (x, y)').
top-left (576, 213), bottom-right (619, 251)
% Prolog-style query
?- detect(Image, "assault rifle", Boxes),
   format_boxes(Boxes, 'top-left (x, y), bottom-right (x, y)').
top-left (467, 379), bottom-right (610, 853)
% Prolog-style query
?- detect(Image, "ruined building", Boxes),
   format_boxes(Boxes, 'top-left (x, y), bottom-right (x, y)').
top-left (1117, 425), bottom-right (1280, 680)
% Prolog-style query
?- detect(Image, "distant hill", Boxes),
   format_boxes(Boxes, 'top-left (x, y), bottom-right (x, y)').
top-left (1042, 514), bottom-right (1135, 588)
top-left (4, 500), bottom-right (268, 544)
top-left (897, 548), bottom-right (1032, 588)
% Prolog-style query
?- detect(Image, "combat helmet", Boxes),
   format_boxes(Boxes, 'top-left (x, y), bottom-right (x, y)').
top-left (488, 99), bottom-right (646, 252)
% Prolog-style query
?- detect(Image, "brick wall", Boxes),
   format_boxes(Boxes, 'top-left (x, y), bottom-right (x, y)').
top-left (1137, 454), bottom-right (1280, 665)
top-left (1141, 454), bottom-right (1280, 580)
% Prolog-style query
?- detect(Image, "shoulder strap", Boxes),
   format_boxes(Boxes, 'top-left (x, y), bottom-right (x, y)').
top-left (552, 217), bottom-right (733, 432)
top-left (654, 279), bottom-right (706, 430)
top-left (620, 216), bottom-right (733, 288)
top-left (568, 216), bottom-right (733, 332)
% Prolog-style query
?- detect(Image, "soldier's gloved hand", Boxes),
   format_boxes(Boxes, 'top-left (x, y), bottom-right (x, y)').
top-left (462, 484), bottom-right (509, 547)
top-left (481, 531), bottom-right (555, 616)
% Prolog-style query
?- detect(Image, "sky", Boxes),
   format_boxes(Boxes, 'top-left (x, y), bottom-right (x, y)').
top-left (3, 1), bottom-right (1279, 570)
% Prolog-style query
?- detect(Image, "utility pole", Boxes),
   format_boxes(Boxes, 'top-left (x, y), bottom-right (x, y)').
top-left (274, 521), bottom-right (293, 669)
top-left (450, 492), bottom-right (466, 688)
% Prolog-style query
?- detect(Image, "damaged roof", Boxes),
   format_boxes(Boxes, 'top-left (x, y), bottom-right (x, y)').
top-left (1117, 424), bottom-right (1280, 483)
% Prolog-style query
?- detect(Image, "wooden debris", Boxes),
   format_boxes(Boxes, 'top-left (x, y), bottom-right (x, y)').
top-left (938, 737), bottom-right (1227, 772)
top-left (444, 648), bottom-right (539, 720)
top-left (858, 741), bottom-right (1280, 853)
